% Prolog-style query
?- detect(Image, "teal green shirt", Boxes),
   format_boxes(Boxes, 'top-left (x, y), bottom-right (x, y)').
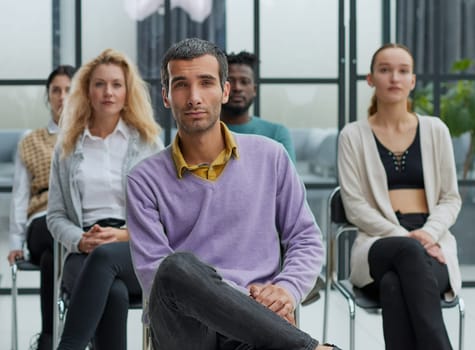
top-left (224, 116), bottom-right (296, 162)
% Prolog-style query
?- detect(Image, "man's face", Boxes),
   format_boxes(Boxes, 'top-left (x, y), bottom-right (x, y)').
top-left (222, 64), bottom-right (256, 115)
top-left (162, 54), bottom-right (230, 135)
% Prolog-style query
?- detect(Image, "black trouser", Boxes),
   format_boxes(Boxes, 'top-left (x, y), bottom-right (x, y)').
top-left (26, 215), bottom-right (54, 336)
top-left (58, 242), bottom-right (141, 350)
top-left (362, 212), bottom-right (452, 350)
top-left (149, 252), bottom-right (319, 350)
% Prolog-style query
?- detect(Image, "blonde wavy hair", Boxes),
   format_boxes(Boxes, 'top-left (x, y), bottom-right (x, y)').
top-left (59, 48), bottom-right (160, 156)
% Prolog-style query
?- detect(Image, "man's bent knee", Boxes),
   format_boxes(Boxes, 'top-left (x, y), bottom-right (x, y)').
top-left (154, 252), bottom-right (199, 288)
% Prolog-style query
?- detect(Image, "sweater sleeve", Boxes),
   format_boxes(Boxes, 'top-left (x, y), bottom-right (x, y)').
top-left (421, 120), bottom-right (461, 241)
top-left (126, 171), bottom-right (174, 299)
top-left (337, 126), bottom-right (407, 237)
top-left (9, 145), bottom-right (31, 250)
top-left (271, 148), bottom-right (324, 305)
top-left (46, 146), bottom-right (84, 253)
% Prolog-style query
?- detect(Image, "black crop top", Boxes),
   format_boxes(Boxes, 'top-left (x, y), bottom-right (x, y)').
top-left (374, 124), bottom-right (425, 190)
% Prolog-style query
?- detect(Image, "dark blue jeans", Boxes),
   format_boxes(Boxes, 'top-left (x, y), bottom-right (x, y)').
top-left (149, 252), bottom-right (318, 350)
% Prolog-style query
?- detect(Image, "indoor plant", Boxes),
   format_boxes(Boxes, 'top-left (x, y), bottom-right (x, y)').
top-left (413, 59), bottom-right (475, 179)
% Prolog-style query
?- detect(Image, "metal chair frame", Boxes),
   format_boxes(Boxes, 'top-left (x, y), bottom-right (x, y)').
top-left (323, 186), bottom-right (465, 350)
top-left (11, 259), bottom-right (41, 350)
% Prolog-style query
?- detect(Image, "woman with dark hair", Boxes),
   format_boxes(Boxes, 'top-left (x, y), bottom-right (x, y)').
top-left (338, 43), bottom-right (461, 350)
top-left (8, 65), bottom-right (76, 350)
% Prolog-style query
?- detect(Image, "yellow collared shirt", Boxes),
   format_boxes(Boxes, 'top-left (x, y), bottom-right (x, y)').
top-left (171, 122), bottom-right (239, 180)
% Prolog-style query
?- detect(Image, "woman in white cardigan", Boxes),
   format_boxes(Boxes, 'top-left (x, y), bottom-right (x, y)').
top-left (338, 43), bottom-right (461, 350)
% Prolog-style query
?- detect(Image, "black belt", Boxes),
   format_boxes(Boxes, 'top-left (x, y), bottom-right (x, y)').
top-left (83, 218), bottom-right (125, 231)
top-left (37, 187), bottom-right (49, 195)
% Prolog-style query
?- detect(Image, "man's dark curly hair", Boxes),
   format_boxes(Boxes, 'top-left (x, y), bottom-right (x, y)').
top-left (226, 51), bottom-right (258, 78)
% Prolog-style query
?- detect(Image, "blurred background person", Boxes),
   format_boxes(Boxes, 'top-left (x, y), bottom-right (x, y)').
top-left (221, 51), bottom-right (296, 162)
top-left (7, 65), bottom-right (75, 350)
top-left (338, 43), bottom-right (461, 350)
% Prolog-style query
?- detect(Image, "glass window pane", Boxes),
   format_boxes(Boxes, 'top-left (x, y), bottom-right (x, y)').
top-left (0, 0), bottom-right (52, 79)
top-left (59, 1), bottom-right (77, 66)
top-left (261, 84), bottom-right (338, 184)
top-left (0, 86), bottom-right (50, 129)
top-left (455, 184), bottom-right (475, 282)
top-left (356, 80), bottom-right (373, 121)
top-left (452, 132), bottom-right (474, 180)
top-left (356, 0), bottom-right (382, 75)
top-left (413, 80), bottom-right (475, 180)
top-left (225, 0), bottom-right (254, 53)
top-left (260, 0), bottom-right (339, 78)
top-left (82, 0), bottom-right (137, 62)
top-left (260, 84), bottom-right (338, 128)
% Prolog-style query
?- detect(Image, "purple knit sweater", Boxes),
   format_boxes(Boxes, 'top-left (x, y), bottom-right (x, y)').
top-left (126, 133), bottom-right (324, 307)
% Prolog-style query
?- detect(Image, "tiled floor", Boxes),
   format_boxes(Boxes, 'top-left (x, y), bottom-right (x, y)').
top-left (0, 284), bottom-right (474, 349)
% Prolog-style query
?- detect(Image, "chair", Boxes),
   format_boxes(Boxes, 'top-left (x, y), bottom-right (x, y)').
top-left (11, 259), bottom-right (41, 350)
top-left (52, 240), bottom-right (151, 350)
top-left (322, 186), bottom-right (465, 350)
top-left (0, 129), bottom-right (30, 191)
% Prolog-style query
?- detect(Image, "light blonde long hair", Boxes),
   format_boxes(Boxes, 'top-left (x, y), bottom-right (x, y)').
top-left (59, 48), bottom-right (160, 156)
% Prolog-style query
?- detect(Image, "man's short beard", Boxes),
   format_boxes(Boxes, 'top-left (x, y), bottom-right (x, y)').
top-left (222, 100), bottom-right (253, 117)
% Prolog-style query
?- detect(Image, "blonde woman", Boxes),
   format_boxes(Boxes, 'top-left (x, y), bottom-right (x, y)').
top-left (47, 48), bottom-right (163, 350)
top-left (338, 43), bottom-right (461, 350)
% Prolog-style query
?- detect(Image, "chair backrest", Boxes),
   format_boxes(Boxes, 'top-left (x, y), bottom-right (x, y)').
top-left (0, 129), bottom-right (30, 189)
top-left (330, 187), bottom-right (348, 224)
top-left (0, 129), bottom-right (29, 162)
top-left (328, 187), bottom-right (357, 280)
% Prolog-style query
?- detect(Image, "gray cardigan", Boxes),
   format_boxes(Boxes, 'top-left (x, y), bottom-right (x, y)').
top-left (338, 115), bottom-right (462, 298)
top-left (47, 126), bottom-right (164, 253)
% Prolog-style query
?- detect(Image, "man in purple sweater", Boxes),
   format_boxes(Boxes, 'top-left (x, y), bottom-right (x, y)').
top-left (126, 38), bottom-right (340, 350)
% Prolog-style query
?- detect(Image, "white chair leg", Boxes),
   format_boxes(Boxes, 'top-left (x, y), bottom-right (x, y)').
top-left (52, 241), bottom-right (61, 349)
top-left (348, 299), bottom-right (355, 350)
top-left (458, 297), bottom-right (465, 350)
top-left (323, 272), bottom-right (331, 342)
top-left (11, 264), bottom-right (18, 350)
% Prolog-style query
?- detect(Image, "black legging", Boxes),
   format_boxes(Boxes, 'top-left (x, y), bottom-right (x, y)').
top-left (26, 215), bottom-right (54, 336)
top-left (362, 236), bottom-right (452, 350)
top-left (58, 242), bottom-right (141, 350)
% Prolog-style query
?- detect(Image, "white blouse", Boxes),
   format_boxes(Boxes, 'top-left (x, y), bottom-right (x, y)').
top-left (77, 119), bottom-right (129, 227)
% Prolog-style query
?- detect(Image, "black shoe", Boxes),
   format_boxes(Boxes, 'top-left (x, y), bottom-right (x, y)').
top-left (323, 343), bottom-right (343, 350)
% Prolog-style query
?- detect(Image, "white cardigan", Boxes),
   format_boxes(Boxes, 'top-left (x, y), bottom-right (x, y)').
top-left (338, 115), bottom-right (462, 298)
